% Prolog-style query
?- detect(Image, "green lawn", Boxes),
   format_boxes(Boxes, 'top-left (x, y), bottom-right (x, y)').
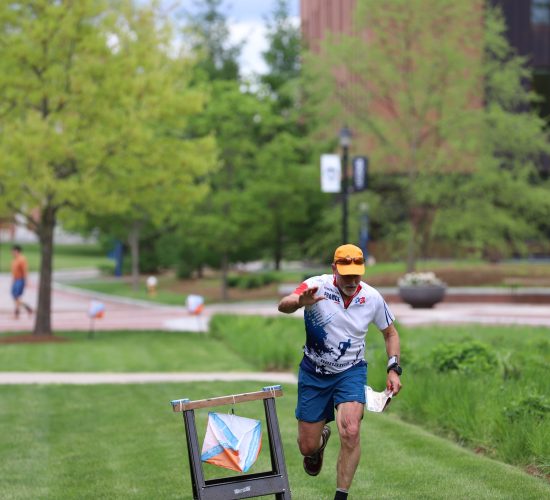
top-left (1, 326), bottom-right (549, 497)
top-left (208, 317), bottom-right (550, 477)
top-left (1, 382), bottom-right (548, 500)
top-left (0, 330), bottom-right (255, 372)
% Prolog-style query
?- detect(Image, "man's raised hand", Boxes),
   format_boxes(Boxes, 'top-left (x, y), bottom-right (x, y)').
top-left (298, 287), bottom-right (325, 307)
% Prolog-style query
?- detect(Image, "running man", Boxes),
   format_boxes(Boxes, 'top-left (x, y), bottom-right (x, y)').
top-left (278, 244), bottom-right (402, 500)
top-left (11, 245), bottom-right (33, 318)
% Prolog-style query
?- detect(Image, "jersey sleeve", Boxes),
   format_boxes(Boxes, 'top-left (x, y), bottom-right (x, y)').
top-left (372, 291), bottom-right (395, 330)
top-left (293, 275), bottom-right (325, 295)
top-left (293, 282), bottom-right (308, 295)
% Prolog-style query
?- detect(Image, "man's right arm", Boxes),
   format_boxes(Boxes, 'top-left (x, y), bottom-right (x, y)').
top-left (278, 286), bottom-right (324, 314)
top-left (278, 293), bottom-right (303, 314)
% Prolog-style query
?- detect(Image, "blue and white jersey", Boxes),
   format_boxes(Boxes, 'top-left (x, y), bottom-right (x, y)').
top-left (294, 274), bottom-right (395, 375)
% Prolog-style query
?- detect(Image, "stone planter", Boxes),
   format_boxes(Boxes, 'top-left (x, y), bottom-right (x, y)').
top-left (398, 285), bottom-right (446, 309)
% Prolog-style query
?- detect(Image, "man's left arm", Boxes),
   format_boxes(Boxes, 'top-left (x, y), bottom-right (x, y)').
top-left (381, 323), bottom-right (402, 395)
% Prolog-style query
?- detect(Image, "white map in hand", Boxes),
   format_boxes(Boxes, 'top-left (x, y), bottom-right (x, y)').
top-left (365, 385), bottom-right (393, 412)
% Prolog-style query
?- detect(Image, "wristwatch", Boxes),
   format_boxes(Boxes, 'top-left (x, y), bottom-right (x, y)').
top-left (387, 355), bottom-right (402, 376)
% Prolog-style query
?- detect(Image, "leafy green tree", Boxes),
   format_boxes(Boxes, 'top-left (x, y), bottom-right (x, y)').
top-left (260, 0), bottom-right (301, 104)
top-left (178, 0), bottom-right (327, 282)
top-left (250, 0), bottom-right (329, 269)
top-left (305, 0), bottom-right (549, 269)
top-left (432, 5), bottom-right (550, 259)
top-left (186, 81), bottom-right (273, 298)
top-left (0, 1), bottom-right (214, 334)
top-left (183, 0), bottom-right (242, 82)
top-left (74, 2), bottom-right (216, 290)
top-left (179, 1), bottom-right (272, 298)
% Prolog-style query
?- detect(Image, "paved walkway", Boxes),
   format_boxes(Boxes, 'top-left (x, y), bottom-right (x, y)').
top-left (3, 272), bottom-right (550, 333)
top-left (0, 371), bottom-right (298, 385)
top-left (2, 271), bottom-right (550, 386)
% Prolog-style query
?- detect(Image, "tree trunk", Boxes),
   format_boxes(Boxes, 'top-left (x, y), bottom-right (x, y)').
top-left (33, 205), bottom-right (56, 336)
top-left (221, 251), bottom-right (229, 302)
top-left (406, 137), bottom-right (419, 273)
top-left (406, 219), bottom-right (417, 273)
top-left (407, 205), bottom-right (435, 271)
top-left (274, 223), bottom-right (283, 271)
top-left (129, 221), bottom-right (140, 292)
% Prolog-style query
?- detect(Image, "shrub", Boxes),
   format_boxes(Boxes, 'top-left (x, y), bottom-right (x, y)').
top-left (430, 340), bottom-right (496, 373)
top-left (496, 352), bottom-right (522, 380)
top-left (227, 272), bottom-right (280, 289)
top-left (504, 394), bottom-right (550, 422)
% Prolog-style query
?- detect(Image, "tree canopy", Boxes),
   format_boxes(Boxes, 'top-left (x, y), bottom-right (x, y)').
top-left (304, 0), bottom-right (550, 269)
top-left (0, 0), bottom-right (216, 333)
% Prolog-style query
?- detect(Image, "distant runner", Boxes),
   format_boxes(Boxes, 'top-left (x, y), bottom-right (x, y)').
top-left (11, 245), bottom-right (33, 319)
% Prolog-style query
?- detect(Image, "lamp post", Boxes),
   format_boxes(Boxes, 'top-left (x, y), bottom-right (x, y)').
top-left (339, 125), bottom-right (352, 244)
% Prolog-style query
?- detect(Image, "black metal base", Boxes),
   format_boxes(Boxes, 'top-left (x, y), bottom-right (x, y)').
top-left (182, 395), bottom-right (291, 499)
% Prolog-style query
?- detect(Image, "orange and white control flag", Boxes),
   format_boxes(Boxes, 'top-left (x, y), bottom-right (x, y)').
top-left (201, 412), bottom-right (262, 473)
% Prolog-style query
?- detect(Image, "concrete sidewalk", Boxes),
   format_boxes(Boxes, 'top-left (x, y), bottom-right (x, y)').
top-left (0, 371), bottom-right (298, 385)
top-left (3, 271), bottom-right (550, 387)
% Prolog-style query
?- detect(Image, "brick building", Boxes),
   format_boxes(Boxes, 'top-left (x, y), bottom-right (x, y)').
top-left (300, 0), bottom-right (550, 162)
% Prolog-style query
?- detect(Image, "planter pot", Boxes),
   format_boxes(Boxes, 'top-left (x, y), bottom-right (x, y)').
top-left (398, 285), bottom-right (446, 309)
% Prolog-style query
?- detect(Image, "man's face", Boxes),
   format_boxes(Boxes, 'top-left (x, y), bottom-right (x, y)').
top-left (332, 265), bottom-right (361, 297)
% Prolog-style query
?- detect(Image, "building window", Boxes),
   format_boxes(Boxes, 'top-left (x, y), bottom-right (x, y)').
top-left (532, 0), bottom-right (550, 25)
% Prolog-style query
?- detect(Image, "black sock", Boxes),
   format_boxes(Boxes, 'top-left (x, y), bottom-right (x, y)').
top-left (334, 489), bottom-right (348, 500)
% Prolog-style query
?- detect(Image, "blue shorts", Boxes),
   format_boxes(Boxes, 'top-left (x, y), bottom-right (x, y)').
top-left (295, 363), bottom-right (367, 423)
top-left (11, 279), bottom-right (26, 299)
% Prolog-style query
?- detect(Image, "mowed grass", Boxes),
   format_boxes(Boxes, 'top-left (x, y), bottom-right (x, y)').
top-left (208, 316), bottom-right (550, 476)
top-left (1, 382), bottom-right (549, 500)
top-left (0, 331), bottom-right (256, 372)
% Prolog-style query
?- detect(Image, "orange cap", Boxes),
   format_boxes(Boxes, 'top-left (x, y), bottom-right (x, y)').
top-left (333, 244), bottom-right (365, 275)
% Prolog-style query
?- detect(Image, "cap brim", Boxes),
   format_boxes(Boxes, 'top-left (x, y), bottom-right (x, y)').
top-left (336, 263), bottom-right (365, 275)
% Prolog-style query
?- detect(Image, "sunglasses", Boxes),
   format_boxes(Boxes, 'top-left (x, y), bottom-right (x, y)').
top-left (334, 257), bottom-right (365, 265)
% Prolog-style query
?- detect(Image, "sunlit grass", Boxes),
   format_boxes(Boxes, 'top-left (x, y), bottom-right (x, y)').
top-left (0, 330), bottom-right (255, 373)
top-left (1, 382), bottom-right (548, 499)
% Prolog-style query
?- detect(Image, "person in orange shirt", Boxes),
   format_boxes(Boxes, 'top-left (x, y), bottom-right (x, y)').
top-left (11, 245), bottom-right (33, 319)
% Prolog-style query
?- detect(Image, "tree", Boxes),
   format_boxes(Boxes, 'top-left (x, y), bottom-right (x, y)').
top-left (305, 0), bottom-right (549, 269)
top-left (250, 0), bottom-right (328, 269)
top-left (260, 0), bottom-right (301, 104)
top-left (185, 81), bottom-right (274, 298)
top-left (0, 0), bottom-right (215, 334)
top-left (183, 0), bottom-right (242, 82)
top-left (432, 5), bottom-right (550, 259)
top-left (180, 0), bottom-right (328, 281)
top-left (75, 2), bottom-right (216, 291)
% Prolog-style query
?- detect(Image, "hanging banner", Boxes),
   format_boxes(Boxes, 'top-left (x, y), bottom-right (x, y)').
top-left (320, 154), bottom-right (341, 193)
top-left (352, 156), bottom-right (368, 191)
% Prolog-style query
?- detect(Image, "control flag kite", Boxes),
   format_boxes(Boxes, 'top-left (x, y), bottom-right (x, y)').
top-left (201, 412), bottom-right (262, 473)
